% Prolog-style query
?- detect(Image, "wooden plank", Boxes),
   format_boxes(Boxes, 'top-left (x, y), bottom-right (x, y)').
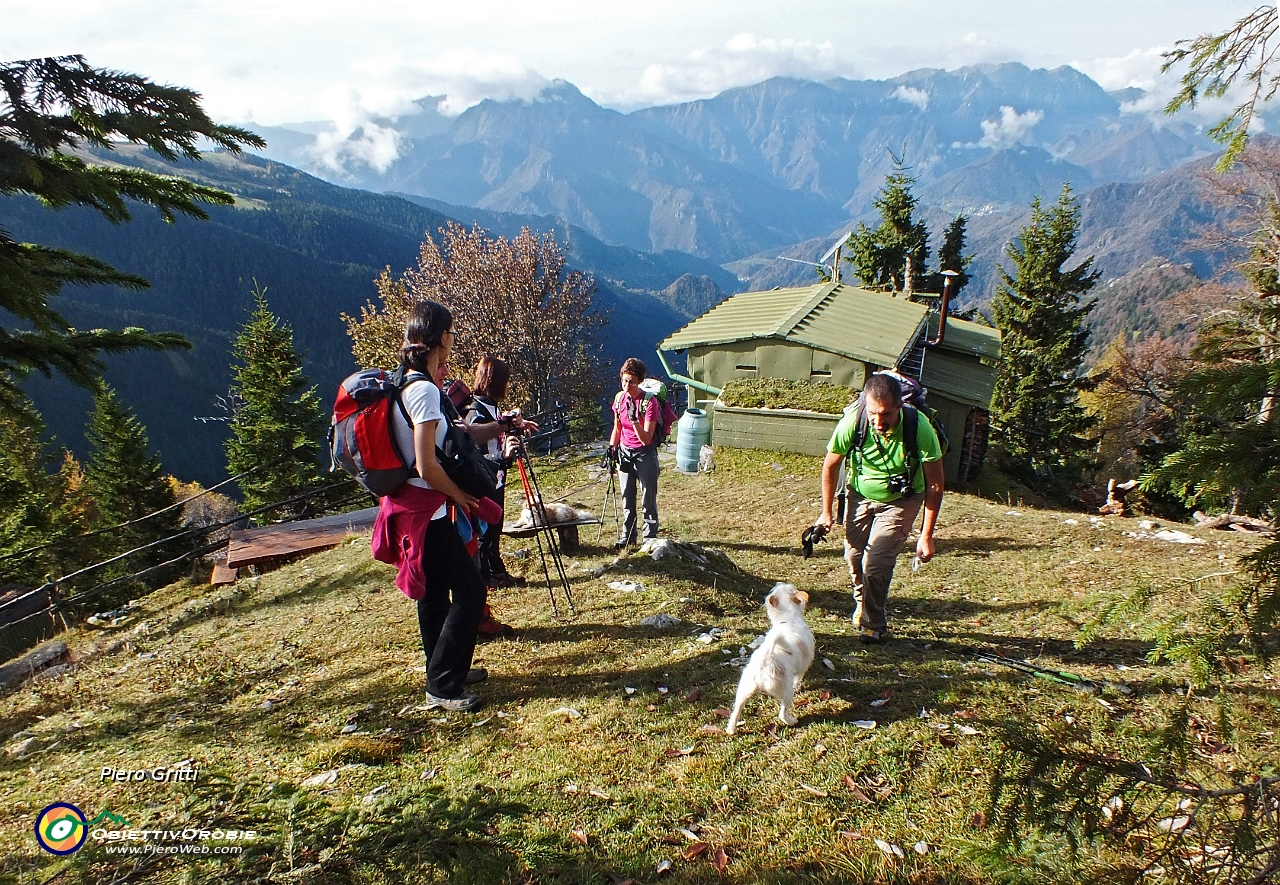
top-left (502, 516), bottom-right (602, 539)
top-left (226, 507), bottom-right (378, 569)
top-left (0, 641), bottom-right (67, 688)
top-left (210, 563), bottom-right (239, 585)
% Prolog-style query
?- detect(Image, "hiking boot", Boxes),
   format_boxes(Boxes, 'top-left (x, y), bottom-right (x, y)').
top-left (858, 627), bottom-right (888, 645)
top-left (463, 667), bottom-right (488, 685)
top-left (423, 690), bottom-right (483, 712)
top-left (477, 606), bottom-right (515, 639)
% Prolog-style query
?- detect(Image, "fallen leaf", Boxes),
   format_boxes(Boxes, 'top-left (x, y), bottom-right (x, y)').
top-left (607, 876), bottom-right (637, 885)
top-left (1156, 816), bottom-right (1191, 833)
top-left (712, 847), bottom-right (729, 873)
top-left (664, 746), bottom-right (696, 758)
top-left (589, 789), bottom-right (611, 800)
top-left (547, 706), bottom-right (583, 719)
top-left (939, 735), bottom-right (957, 748)
top-left (684, 841), bottom-right (711, 860)
top-left (685, 687), bottom-right (702, 702)
top-left (570, 828), bottom-right (589, 846)
top-left (851, 719), bottom-right (877, 730)
top-left (301, 769), bottom-right (339, 788)
top-left (971, 810), bottom-right (987, 829)
top-left (813, 743), bottom-right (827, 759)
top-left (647, 704), bottom-right (658, 712)
top-left (956, 725), bottom-right (981, 736)
top-left (839, 829), bottom-right (863, 841)
top-left (677, 827), bottom-right (700, 841)
top-left (875, 838), bottom-right (905, 858)
top-left (656, 859), bottom-right (674, 874)
top-left (954, 708), bottom-right (974, 719)
top-left (842, 774), bottom-right (872, 802)
top-left (914, 841), bottom-right (929, 855)
top-left (713, 707), bottom-right (731, 719)
top-left (698, 724), bottom-right (723, 735)
top-left (800, 782), bottom-right (829, 797)
top-left (822, 657), bottom-right (836, 671)
top-left (818, 690), bottom-right (831, 701)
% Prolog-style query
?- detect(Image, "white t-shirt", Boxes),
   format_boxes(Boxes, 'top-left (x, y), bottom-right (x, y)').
top-left (392, 372), bottom-right (449, 518)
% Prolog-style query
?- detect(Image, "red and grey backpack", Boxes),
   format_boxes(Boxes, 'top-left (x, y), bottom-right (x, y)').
top-left (328, 366), bottom-right (417, 497)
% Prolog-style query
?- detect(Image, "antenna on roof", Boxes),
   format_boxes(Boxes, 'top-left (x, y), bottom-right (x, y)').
top-left (819, 230), bottom-right (853, 284)
top-left (776, 229), bottom-right (854, 283)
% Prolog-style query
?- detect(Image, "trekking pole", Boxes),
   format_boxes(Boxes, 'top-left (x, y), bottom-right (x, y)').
top-left (512, 435), bottom-right (575, 616)
top-left (972, 650), bottom-right (1133, 695)
top-left (596, 450), bottom-right (621, 543)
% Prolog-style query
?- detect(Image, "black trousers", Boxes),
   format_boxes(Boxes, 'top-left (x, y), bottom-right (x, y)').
top-left (416, 516), bottom-right (487, 698)
top-left (477, 483), bottom-right (506, 584)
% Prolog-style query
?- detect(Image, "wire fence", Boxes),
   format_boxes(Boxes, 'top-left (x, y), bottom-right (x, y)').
top-left (0, 478), bottom-right (363, 642)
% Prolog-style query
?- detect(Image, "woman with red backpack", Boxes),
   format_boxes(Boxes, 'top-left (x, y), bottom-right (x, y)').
top-left (609, 357), bottom-right (661, 550)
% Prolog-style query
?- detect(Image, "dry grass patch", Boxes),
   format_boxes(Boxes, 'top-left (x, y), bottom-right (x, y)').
top-left (0, 446), bottom-right (1275, 884)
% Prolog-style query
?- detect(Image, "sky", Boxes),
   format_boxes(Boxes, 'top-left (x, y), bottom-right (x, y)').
top-left (1, 1), bottom-right (1263, 129)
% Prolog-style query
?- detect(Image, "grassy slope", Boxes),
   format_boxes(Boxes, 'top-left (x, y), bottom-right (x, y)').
top-left (1, 448), bottom-right (1275, 884)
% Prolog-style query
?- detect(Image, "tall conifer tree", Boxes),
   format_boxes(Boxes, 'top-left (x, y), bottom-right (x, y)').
top-left (83, 384), bottom-right (180, 591)
top-left (991, 185), bottom-right (1099, 485)
top-left (0, 55), bottom-right (262, 423)
top-left (225, 286), bottom-right (327, 519)
top-left (846, 160), bottom-right (930, 292)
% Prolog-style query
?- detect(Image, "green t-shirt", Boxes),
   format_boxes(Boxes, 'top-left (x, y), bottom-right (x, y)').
top-left (827, 406), bottom-right (943, 503)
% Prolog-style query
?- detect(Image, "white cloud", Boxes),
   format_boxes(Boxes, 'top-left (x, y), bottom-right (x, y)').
top-left (288, 51), bottom-right (551, 176)
top-left (603, 32), bottom-right (852, 108)
top-left (892, 85), bottom-right (929, 110)
top-left (978, 106), bottom-right (1044, 148)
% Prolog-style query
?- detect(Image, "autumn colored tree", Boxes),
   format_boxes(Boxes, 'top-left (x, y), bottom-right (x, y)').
top-left (346, 222), bottom-right (605, 422)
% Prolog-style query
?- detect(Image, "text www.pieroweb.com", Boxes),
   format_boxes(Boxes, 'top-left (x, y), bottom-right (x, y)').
top-left (103, 843), bottom-right (243, 855)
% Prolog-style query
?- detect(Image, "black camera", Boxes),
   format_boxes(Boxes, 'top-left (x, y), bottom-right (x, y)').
top-left (885, 473), bottom-right (914, 499)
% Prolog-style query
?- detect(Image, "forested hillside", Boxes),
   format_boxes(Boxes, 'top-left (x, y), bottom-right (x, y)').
top-left (2, 148), bottom-right (697, 484)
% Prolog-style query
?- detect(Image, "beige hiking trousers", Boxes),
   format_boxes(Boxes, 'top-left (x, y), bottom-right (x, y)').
top-left (843, 492), bottom-right (923, 634)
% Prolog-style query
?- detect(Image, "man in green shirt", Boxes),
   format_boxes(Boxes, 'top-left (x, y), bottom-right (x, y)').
top-left (817, 373), bottom-right (945, 643)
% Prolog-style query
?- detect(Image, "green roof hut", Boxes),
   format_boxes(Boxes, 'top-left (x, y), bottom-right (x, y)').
top-left (656, 281), bottom-right (1001, 483)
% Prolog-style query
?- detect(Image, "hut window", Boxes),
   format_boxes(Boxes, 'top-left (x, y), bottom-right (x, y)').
top-left (810, 369), bottom-right (831, 377)
top-left (735, 364), bottom-right (757, 371)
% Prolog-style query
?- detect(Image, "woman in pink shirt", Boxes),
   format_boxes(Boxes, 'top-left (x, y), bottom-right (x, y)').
top-left (608, 357), bottom-right (661, 550)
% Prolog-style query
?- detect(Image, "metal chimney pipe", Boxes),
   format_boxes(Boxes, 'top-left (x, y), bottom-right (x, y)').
top-left (925, 271), bottom-right (959, 349)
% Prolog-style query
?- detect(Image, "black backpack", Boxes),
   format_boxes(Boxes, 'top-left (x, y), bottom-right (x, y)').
top-left (848, 372), bottom-right (948, 496)
top-left (437, 388), bottom-right (499, 499)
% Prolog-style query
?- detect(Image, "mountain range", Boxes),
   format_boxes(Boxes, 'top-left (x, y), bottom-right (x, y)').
top-left (5, 62), bottom-right (1256, 486)
top-left (249, 62), bottom-right (1216, 273)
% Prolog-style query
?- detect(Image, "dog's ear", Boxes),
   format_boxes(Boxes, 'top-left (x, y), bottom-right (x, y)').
top-left (767, 593), bottom-right (779, 607)
top-left (793, 590), bottom-right (809, 606)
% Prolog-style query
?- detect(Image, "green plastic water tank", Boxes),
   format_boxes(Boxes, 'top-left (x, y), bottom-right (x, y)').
top-left (675, 408), bottom-right (711, 472)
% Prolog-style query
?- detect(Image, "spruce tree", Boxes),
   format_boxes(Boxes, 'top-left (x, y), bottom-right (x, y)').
top-left (83, 384), bottom-right (180, 573)
top-left (0, 413), bottom-right (85, 586)
top-left (991, 185), bottom-right (1099, 486)
top-left (845, 161), bottom-right (930, 292)
top-left (0, 55), bottom-right (262, 423)
top-left (226, 286), bottom-right (327, 520)
top-left (931, 213), bottom-right (971, 296)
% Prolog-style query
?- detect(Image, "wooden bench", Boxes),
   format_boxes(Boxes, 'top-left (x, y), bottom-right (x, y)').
top-left (502, 517), bottom-right (602, 554)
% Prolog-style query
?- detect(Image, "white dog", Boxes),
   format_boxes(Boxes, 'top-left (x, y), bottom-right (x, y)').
top-left (512, 502), bottom-right (589, 528)
top-left (725, 583), bottom-right (815, 735)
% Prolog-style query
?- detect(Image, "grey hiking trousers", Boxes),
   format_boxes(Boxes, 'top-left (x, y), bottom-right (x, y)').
top-left (619, 445), bottom-right (659, 543)
top-left (843, 492), bottom-right (923, 634)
